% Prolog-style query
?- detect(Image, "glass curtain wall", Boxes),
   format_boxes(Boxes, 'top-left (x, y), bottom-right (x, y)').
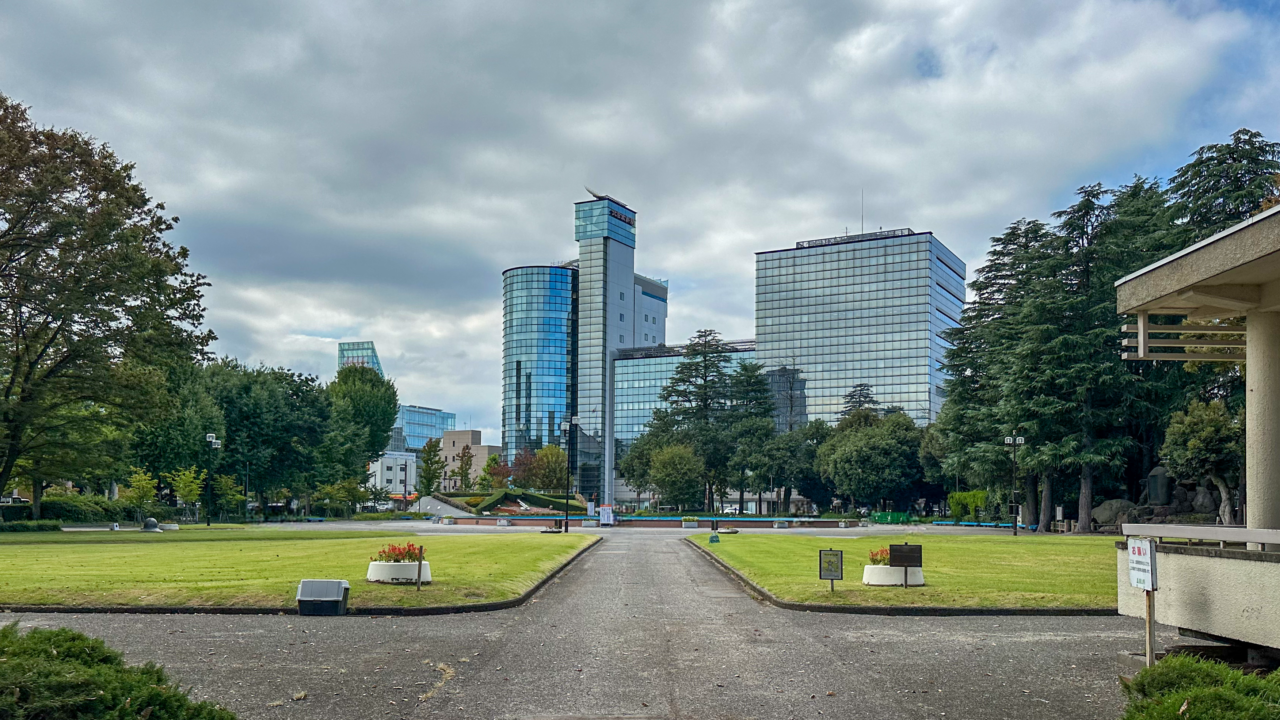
top-left (501, 266), bottom-right (578, 469)
top-left (338, 341), bottom-right (383, 376)
top-left (755, 230), bottom-right (965, 424)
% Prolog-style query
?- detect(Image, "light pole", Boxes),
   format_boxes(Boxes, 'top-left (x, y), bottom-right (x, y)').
top-left (1004, 436), bottom-right (1024, 536)
top-left (560, 416), bottom-right (578, 533)
top-left (205, 433), bottom-right (222, 527)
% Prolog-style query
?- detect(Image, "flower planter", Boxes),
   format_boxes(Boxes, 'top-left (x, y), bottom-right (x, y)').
top-left (862, 565), bottom-right (924, 586)
top-left (772, 521), bottom-right (788, 529)
top-left (681, 521), bottom-right (699, 529)
top-left (367, 561), bottom-right (431, 584)
top-left (582, 520), bottom-right (599, 528)
top-left (441, 518), bottom-right (455, 525)
top-left (496, 518), bottom-right (511, 527)
top-left (838, 521), bottom-right (849, 529)
top-left (159, 523), bottom-right (180, 531)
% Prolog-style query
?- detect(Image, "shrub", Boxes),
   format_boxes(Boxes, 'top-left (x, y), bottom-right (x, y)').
top-left (0, 505), bottom-right (32, 522)
top-left (522, 491), bottom-right (587, 513)
top-left (38, 495), bottom-right (126, 523)
top-left (463, 496), bottom-right (486, 508)
top-left (371, 542), bottom-right (424, 563)
top-left (0, 520), bottom-right (61, 532)
top-left (868, 548), bottom-right (890, 566)
top-left (0, 623), bottom-right (236, 719)
top-left (681, 516), bottom-right (698, 523)
top-left (1122, 654), bottom-right (1280, 719)
top-left (948, 490), bottom-right (988, 520)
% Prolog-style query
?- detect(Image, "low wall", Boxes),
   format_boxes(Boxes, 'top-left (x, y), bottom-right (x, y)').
top-left (1116, 541), bottom-right (1280, 649)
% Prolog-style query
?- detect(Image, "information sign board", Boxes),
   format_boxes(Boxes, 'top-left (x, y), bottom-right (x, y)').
top-left (1128, 537), bottom-right (1157, 590)
top-left (819, 549), bottom-right (843, 581)
top-left (889, 543), bottom-right (922, 568)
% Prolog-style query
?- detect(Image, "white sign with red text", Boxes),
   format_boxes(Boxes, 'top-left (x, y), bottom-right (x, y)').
top-left (1128, 537), bottom-right (1158, 591)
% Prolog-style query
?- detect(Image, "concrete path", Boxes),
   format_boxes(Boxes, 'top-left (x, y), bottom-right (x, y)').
top-left (14, 531), bottom-right (1159, 720)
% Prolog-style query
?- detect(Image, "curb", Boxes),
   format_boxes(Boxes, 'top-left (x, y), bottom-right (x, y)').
top-left (1, 535), bottom-right (601, 617)
top-left (683, 537), bottom-right (1117, 617)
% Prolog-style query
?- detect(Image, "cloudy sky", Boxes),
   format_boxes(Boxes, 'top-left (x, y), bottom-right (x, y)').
top-left (2, 0), bottom-right (1277, 438)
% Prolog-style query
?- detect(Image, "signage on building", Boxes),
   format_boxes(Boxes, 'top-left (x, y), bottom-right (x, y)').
top-left (1128, 537), bottom-right (1158, 590)
top-left (609, 208), bottom-right (635, 226)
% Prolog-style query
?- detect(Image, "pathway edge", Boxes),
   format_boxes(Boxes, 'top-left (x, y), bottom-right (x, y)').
top-left (682, 536), bottom-right (1117, 617)
top-left (1, 535), bottom-right (601, 617)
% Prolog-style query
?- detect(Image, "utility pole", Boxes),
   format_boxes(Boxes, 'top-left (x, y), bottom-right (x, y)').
top-left (205, 434), bottom-right (222, 527)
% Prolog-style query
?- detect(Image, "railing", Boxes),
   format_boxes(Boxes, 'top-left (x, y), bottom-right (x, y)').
top-left (1121, 523), bottom-right (1280, 545)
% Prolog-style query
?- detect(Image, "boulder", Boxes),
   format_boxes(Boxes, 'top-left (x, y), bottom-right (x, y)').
top-left (1192, 486), bottom-right (1217, 515)
top-left (1092, 499), bottom-right (1137, 525)
top-left (1174, 486), bottom-right (1189, 504)
top-left (141, 517), bottom-right (163, 533)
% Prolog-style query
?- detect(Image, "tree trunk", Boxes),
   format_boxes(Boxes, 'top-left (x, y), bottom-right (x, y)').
top-left (1021, 473), bottom-right (1038, 530)
top-left (1075, 463), bottom-right (1093, 534)
top-left (782, 485), bottom-right (792, 515)
top-left (31, 481), bottom-right (43, 520)
top-left (1036, 474), bottom-right (1052, 533)
top-left (738, 487), bottom-right (744, 514)
top-left (758, 490), bottom-right (763, 515)
top-left (1208, 475), bottom-right (1235, 526)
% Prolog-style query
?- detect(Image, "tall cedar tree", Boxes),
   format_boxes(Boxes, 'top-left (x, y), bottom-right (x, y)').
top-left (1169, 128), bottom-right (1280, 239)
top-left (0, 96), bottom-right (210, 504)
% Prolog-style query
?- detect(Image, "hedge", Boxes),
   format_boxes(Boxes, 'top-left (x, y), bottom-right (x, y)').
top-left (0, 623), bottom-right (237, 720)
top-left (36, 495), bottom-right (181, 523)
top-left (0, 505), bottom-right (32, 522)
top-left (0, 520), bottom-right (61, 532)
top-left (947, 490), bottom-right (989, 520)
top-left (1122, 654), bottom-right (1280, 719)
top-left (522, 491), bottom-right (587, 513)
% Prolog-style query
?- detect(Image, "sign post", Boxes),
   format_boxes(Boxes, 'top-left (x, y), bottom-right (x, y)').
top-left (819, 549), bottom-right (843, 592)
top-left (889, 543), bottom-right (923, 588)
top-left (1128, 537), bottom-right (1158, 668)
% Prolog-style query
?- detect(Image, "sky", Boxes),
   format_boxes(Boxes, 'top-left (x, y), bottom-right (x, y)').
top-left (2, 0), bottom-right (1278, 440)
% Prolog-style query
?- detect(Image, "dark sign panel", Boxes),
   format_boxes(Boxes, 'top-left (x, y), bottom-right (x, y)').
top-left (889, 543), bottom-right (922, 568)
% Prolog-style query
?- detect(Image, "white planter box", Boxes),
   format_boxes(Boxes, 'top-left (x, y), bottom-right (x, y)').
top-left (681, 521), bottom-right (699, 528)
top-left (441, 518), bottom-right (455, 525)
top-left (159, 523), bottom-right (180, 531)
top-left (772, 521), bottom-right (789, 529)
top-left (496, 519), bottom-right (511, 526)
top-left (581, 520), bottom-right (599, 528)
top-left (367, 561), bottom-right (431, 584)
top-left (838, 521), bottom-right (849, 529)
top-left (862, 565), bottom-right (924, 586)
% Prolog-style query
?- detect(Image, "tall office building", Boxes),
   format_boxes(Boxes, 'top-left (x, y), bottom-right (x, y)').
top-left (755, 228), bottom-right (965, 424)
top-left (396, 405), bottom-right (455, 450)
top-left (501, 194), bottom-right (668, 504)
top-left (338, 341), bottom-right (383, 376)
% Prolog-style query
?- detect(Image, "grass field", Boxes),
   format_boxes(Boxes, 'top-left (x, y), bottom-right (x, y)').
top-left (692, 533), bottom-right (1118, 608)
top-left (0, 527), bottom-right (596, 608)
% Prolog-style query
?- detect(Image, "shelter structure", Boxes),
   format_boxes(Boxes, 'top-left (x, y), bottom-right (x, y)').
top-left (1115, 204), bottom-right (1280, 657)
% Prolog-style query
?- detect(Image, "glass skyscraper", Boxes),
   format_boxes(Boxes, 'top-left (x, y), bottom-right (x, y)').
top-left (338, 340), bottom-right (383, 376)
top-left (501, 265), bottom-right (579, 464)
top-left (396, 405), bottom-right (455, 450)
top-left (501, 194), bottom-right (668, 504)
top-left (755, 228), bottom-right (965, 424)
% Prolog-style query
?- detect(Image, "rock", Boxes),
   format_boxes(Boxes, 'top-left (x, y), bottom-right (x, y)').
top-left (1153, 505), bottom-right (1171, 518)
top-left (1174, 486), bottom-right (1189, 504)
top-left (1092, 499), bottom-right (1137, 525)
top-left (1192, 486), bottom-right (1217, 515)
top-left (141, 517), bottom-right (163, 533)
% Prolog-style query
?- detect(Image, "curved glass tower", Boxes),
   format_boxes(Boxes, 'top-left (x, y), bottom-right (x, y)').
top-left (501, 265), bottom-right (578, 466)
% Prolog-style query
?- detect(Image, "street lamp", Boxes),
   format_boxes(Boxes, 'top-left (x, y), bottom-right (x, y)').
top-left (560, 416), bottom-right (578, 533)
top-left (1004, 436), bottom-right (1024, 536)
top-left (206, 434), bottom-right (222, 527)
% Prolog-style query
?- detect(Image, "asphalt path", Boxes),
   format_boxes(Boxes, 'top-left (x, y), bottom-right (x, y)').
top-left (12, 530), bottom-right (1162, 720)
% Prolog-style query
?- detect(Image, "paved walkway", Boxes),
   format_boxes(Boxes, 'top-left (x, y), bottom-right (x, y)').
top-left (15, 531), bottom-right (1158, 719)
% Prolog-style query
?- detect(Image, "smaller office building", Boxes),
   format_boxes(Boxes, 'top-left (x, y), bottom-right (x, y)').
top-left (438, 430), bottom-right (501, 492)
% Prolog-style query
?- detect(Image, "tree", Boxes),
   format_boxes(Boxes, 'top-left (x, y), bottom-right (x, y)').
top-left (511, 448), bottom-right (536, 488)
top-left (840, 384), bottom-right (879, 416)
top-left (415, 438), bottom-right (447, 500)
top-left (452, 445), bottom-right (475, 492)
top-left (529, 445), bottom-right (568, 492)
top-left (328, 364), bottom-right (399, 465)
top-left (163, 466), bottom-right (206, 518)
top-left (480, 453), bottom-right (512, 490)
top-left (212, 473), bottom-right (245, 520)
top-left (118, 468), bottom-right (158, 522)
top-left (1162, 401), bottom-right (1242, 526)
top-left (649, 444), bottom-right (704, 509)
top-left (1169, 128), bottom-right (1280, 239)
top-left (0, 96), bottom-right (210, 503)
top-left (818, 413), bottom-right (923, 509)
top-left (728, 361), bottom-right (774, 423)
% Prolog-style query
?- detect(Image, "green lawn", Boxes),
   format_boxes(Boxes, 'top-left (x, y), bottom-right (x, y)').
top-left (0, 529), bottom-right (596, 608)
top-left (693, 533), bottom-right (1118, 608)
top-left (0, 526), bottom-right (415, 544)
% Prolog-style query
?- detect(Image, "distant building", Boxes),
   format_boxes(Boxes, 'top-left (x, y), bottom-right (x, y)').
top-left (396, 405), bottom-right (455, 451)
top-left (338, 340), bottom-right (384, 376)
top-left (370, 451), bottom-right (418, 505)
top-left (755, 228), bottom-right (965, 424)
top-left (501, 193), bottom-right (668, 506)
top-left (437, 430), bottom-right (501, 493)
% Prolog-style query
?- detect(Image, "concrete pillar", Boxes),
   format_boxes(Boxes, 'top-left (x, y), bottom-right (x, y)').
top-left (1247, 312), bottom-right (1280, 542)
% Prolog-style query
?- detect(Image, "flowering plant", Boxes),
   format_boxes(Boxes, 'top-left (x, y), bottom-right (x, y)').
top-left (371, 542), bottom-right (423, 563)
top-left (868, 548), bottom-right (890, 566)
